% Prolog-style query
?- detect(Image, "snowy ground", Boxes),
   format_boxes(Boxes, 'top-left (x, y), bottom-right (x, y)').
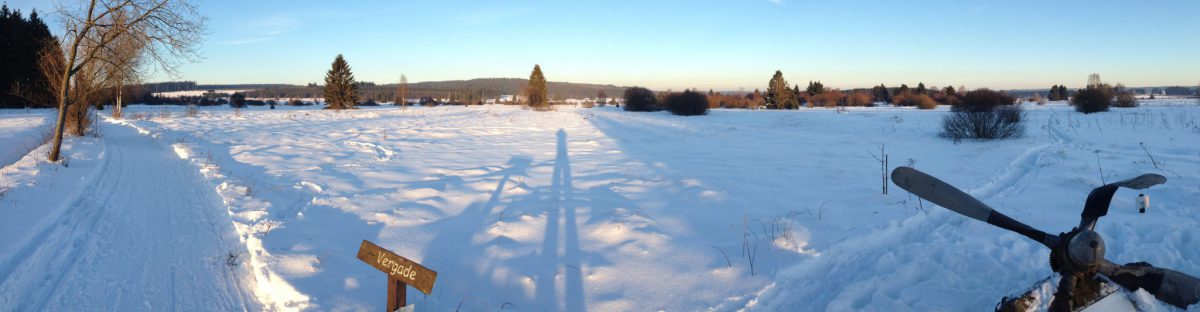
top-left (0, 109), bottom-right (52, 168)
top-left (1, 100), bottom-right (1198, 311)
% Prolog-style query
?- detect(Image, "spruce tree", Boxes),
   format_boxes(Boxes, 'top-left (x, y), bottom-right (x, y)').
top-left (916, 82), bottom-right (927, 95)
top-left (526, 64), bottom-right (548, 109)
top-left (323, 54), bottom-right (358, 109)
top-left (765, 70), bottom-right (796, 109)
top-left (0, 7), bottom-right (57, 108)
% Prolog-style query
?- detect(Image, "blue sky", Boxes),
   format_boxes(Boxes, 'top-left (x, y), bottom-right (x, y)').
top-left (6, 0), bottom-right (1199, 90)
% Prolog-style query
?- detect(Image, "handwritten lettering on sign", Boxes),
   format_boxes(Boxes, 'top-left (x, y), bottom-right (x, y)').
top-left (356, 240), bottom-right (437, 295)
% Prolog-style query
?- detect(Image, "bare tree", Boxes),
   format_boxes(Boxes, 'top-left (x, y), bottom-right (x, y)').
top-left (46, 0), bottom-right (206, 162)
top-left (106, 9), bottom-right (145, 119)
top-left (1087, 73), bottom-right (1102, 87)
top-left (395, 74), bottom-right (408, 107)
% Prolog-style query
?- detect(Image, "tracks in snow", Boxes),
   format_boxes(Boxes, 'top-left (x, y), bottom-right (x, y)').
top-left (745, 118), bottom-right (1072, 310)
top-left (0, 119), bottom-right (253, 311)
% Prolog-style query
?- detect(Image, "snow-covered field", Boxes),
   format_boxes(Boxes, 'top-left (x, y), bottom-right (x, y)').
top-left (0, 110), bottom-right (52, 168)
top-left (1, 100), bottom-right (1198, 311)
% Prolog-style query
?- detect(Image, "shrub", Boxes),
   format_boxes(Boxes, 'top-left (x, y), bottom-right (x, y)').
top-left (246, 100), bottom-right (266, 106)
top-left (623, 87), bottom-right (659, 112)
top-left (663, 90), bottom-right (709, 116)
top-left (287, 99), bottom-right (307, 106)
top-left (1072, 86), bottom-right (1112, 114)
top-left (1114, 91), bottom-right (1138, 108)
top-left (809, 90), bottom-right (846, 108)
top-left (66, 101), bottom-right (95, 136)
top-left (359, 99), bottom-right (380, 106)
top-left (893, 93), bottom-right (936, 109)
top-left (912, 94), bottom-right (937, 109)
top-left (229, 93), bottom-right (247, 108)
top-left (943, 94), bottom-right (961, 106)
top-left (941, 105), bottom-right (1025, 140)
top-left (954, 89), bottom-right (1014, 112)
top-left (708, 93), bottom-right (754, 109)
top-left (846, 91), bottom-right (874, 107)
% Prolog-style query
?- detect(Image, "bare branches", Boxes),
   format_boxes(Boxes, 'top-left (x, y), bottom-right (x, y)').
top-left (45, 0), bottom-right (207, 161)
top-left (56, 0), bottom-right (205, 79)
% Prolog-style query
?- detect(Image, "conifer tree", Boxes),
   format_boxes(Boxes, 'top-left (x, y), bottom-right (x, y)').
top-left (323, 54), bottom-right (358, 109)
top-left (805, 80), bottom-right (825, 96)
top-left (765, 70), bottom-right (797, 109)
top-left (872, 84), bottom-right (891, 103)
top-left (526, 64), bottom-right (548, 109)
top-left (916, 82), bottom-right (927, 95)
top-left (0, 6), bottom-right (58, 108)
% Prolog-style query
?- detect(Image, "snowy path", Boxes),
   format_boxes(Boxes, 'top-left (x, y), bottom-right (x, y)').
top-left (0, 119), bottom-right (252, 310)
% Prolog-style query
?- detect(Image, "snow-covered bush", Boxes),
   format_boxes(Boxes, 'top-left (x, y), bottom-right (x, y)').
top-left (623, 87), bottom-right (659, 112)
top-left (664, 90), bottom-right (709, 116)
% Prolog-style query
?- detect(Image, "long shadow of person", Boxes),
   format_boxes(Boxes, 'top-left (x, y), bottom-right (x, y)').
top-left (533, 129), bottom-right (587, 311)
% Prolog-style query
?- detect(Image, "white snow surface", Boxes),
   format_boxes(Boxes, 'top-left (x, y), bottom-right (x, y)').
top-left (0, 109), bottom-right (53, 168)
top-left (1, 100), bottom-right (1198, 311)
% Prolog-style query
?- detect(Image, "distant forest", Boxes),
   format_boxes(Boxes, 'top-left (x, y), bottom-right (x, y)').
top-left (144, 78), bottom-right (629, 102)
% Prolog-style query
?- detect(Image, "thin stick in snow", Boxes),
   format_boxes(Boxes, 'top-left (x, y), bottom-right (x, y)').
top-left (1140, 142), bottom-right (1160, 169)
top-left (869, 144), bottom-right (888, 195)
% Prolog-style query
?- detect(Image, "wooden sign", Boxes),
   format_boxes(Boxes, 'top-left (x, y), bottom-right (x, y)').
top-left (357, 240), bottom-right (438, 311)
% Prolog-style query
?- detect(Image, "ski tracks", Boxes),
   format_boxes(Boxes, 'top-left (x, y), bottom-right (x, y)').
top-left (969, 115), bottom-right (1070, 200)
top-left (0, 119), bottom-right (253, 311)
top-left (744, 116), bottom-right (1071, 311)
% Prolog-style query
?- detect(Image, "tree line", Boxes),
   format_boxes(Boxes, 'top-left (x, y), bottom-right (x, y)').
top-left (0, 5), bottom-right (58, 108)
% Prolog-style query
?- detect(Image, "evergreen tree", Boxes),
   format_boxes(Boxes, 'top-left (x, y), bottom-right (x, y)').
top-left (0, 6), bottom-right (58, 108)
top-left (806, 80), bottom-right (825, 96)
top-left (323, 54), bottom-right (359, 109)
top-left (526, 64), bottom-right (548, 108)
top-left (944, 85), bottom-right (957, 97)
top-left (764, 70), bottom-right (797, 109)
top-left (898, 84), bottom-right (910, 95)
top-left (872, 84), bottom-right (891, 103)
top-left (916, 82), bottom-right (927, 95)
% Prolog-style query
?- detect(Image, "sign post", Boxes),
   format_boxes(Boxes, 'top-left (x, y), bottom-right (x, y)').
top-left (356, 240), bottom-right (438, 311)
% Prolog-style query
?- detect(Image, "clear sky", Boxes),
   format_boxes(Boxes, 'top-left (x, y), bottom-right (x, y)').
top-left (6, 0), bottom-right (1200, 90)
